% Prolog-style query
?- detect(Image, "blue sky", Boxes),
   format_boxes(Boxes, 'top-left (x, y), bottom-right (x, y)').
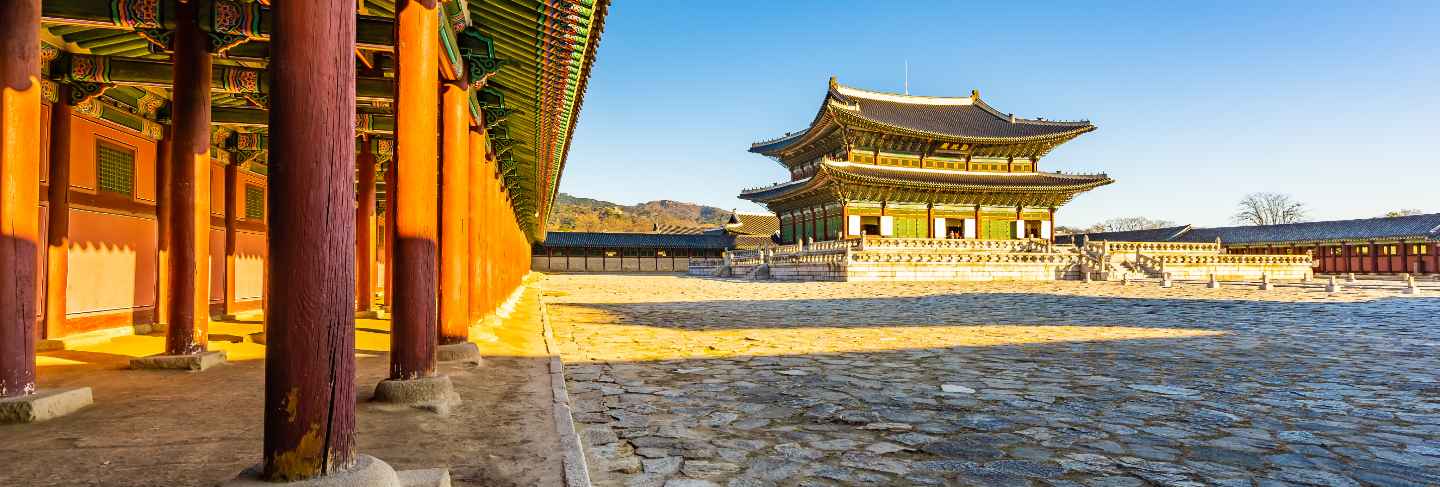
top-left (560, 1), bottom-right (1439, 227)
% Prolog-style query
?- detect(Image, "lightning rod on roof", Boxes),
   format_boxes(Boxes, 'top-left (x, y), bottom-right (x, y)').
top-left (904, 59), bottom-right (909, 95)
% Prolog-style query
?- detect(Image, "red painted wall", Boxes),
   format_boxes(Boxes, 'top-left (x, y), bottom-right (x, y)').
top-left (38, 104), bottom-right (270, 338)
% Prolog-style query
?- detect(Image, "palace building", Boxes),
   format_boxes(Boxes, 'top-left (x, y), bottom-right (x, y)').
top-left (1063, 213), bottom-right (1440, 275)
top-left (742, 78), bottom-right (1113, 244)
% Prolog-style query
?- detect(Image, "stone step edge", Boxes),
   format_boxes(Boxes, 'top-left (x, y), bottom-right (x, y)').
top-left (538, 285), bottom-right (593, 487)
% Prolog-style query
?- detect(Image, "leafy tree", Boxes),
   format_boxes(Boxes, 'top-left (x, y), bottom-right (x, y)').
top-left (1088, 217), bottom-right (1177, 233)
top-left (1383, 209), bottom-right (1425, 217)
top-left (1233, 192), bottom-right (1307, 225)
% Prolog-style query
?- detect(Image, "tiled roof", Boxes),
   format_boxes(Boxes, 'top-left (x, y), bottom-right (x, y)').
top-left (733, 234), bottom-right (780, 249)
top-left (829, 86), bottom-right (1094, 142)
top-left (1068, 214), bottom-right (1440, 246)
top-left (751, 79), bottom-right (1094, 154)
top-left (1059, 225), bottom-right (1193, 245)
top-left (1178, 214), bottom-right (1440, 245)
top-left (652, 224), bottom-right (709, 235)
top-left (540, 232), bottom-right (732, 250)
top-left (726, 212), bottom-right (780, 236)
top-left (741, 161), bottom-right (1112, 202)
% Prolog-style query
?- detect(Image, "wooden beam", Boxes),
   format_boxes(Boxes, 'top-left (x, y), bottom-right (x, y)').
top-left (41, 1), bottom-right (394, 50)
top-left (262, 0), bottom-right (358, 480)
top-left (53, 55), bottom-right (395, 100)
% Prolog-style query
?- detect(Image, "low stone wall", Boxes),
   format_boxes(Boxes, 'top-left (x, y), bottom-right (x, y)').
top-left (532, 256), bottom-right (690, 273)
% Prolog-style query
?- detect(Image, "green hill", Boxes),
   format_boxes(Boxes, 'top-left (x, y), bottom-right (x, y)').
top-left (547, 193), bottom-right (731, 232)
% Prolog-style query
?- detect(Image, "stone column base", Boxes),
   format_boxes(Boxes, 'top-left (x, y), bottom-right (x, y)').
top-left (0, 387), bottom-right (94, 424)
top-left (129, 350), bottom-right (228, 371)
top-left (436, 342), bottom-right (482, 364)
top-left (357, 309), bottom-right (391, 320)
top-left (373, 375), bottom-right (459, 413)
top-left (223, 454), bottom-right (451, 487)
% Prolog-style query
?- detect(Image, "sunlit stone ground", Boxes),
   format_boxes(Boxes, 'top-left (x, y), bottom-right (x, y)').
top-left (544, 274), bottom-right (1440, 487)
top-left (3, 286), bottom-right (562, 487)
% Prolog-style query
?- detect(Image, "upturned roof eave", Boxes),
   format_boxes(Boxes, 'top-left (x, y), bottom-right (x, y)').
top-left (738, 163), bottom-right (1115, 204)
top-left (827, 104), bottom-right (1097, 145)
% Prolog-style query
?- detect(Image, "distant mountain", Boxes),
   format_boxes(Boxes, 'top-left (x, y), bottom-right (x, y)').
top-left (548, 193), bottom-right (732, 233)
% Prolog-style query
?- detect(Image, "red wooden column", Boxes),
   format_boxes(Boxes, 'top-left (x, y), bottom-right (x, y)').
top-left (481, 158), bottom-right (495, 314)
top-left (356, 137), bottom-right (377, 313)
top-left (164, 0), bottom-right (214, 357)
top-left (1049, 207), bottom-right (1057, 244)
top-left (438, 80), bottom-right (470, 344)
top-left (44, 85), bottom-right (74, 338)
top-left (223, 163), bottom-right (239, 318)
top-left (261, 0), bottom-right (358, 480)
top-left (390, 0), bottom-right (441, 381)
top-left (155, 127), bottom-right (173, 328)
top-left (0, 0), bottom-right (42, 399)
top-left (467, 130), bottom-right (485, 325)
top-left (383, 164), bottom-right (395, 311)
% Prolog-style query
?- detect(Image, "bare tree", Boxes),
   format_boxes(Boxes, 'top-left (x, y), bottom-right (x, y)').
top-left (1233, 192), bottom-right (1307, 225)
top-left (1088, 217), bottom-right (1177, 233)
top-left (1383, 209), bottom-right (1425, 217)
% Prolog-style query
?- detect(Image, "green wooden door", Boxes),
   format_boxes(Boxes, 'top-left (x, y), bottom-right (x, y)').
top-left (984, 219), bottom-right (1015, 239)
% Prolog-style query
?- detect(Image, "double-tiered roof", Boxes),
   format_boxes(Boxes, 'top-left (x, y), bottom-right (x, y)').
top-left (751, 78), bottom-right (1096, 164)
top-left (742, 79), bottom-right (1111, 209)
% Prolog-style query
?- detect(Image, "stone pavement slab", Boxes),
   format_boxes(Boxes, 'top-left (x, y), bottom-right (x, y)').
top-left (544, 274), bottom-right (1440, 487)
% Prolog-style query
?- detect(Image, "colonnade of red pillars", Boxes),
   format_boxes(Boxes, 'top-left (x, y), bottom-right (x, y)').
top-left (1, 0), bottom-right (535, 481)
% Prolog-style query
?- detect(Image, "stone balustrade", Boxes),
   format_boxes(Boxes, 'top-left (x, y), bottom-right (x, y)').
top-left (770, 251), bottom-right (847, 265)
top-left (717, 236), bottom-right (1307, 282)
top-left (1143, 254), bottom-right (1311, 265)
top-left (1085, 240), bottom-right (1222, 255)
top-left (850, 251), bottom-right (1081, 265)
top-left (809, 238), bottom-right (863, 253)
top-left (1138, 253), bottom-right (1313, 281)
top-left (860, 236), bottom-right (1051, 253)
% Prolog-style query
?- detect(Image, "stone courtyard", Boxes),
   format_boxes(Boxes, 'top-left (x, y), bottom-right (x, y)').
top-left (544, 274), bottom-right (1440, 487)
